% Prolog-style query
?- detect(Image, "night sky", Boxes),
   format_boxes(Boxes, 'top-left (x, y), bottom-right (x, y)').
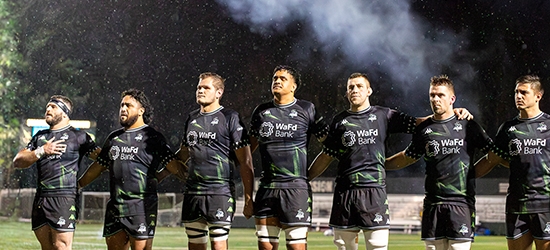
top-left (14, 0), bottom-right (550, 187)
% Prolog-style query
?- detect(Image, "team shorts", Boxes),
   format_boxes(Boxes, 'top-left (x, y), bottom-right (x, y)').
top-left (181, 194), bottom-right (235, 225)
top-left (329, 187), bottom-right (390, 230)
top-left (254, 188), bottom-right (312, 226)
top-left (32, 195), bottom-right (78, 232)
top-left (506, 212), bottom-right (550, 240)
top-left (421, 202), bottom-right (474, 241)
top-left (103, 204), bottom-right (157, 239)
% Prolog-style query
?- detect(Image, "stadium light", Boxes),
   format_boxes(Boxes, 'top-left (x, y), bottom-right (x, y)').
top-left (26, 119), bottom-right (92, 129)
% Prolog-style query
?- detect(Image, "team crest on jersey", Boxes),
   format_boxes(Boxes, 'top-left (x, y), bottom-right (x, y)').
top-left (509, 139), bottom-right (522, 156)
top-left (508, 126), bottom-right (517, 132)
top-left (295, 209), bottom-right (305, 220)
top-left (38, 135), bottom-right (46, 141)
top-left (459, 224), bottom-right (469, 235)
top-left (187, 131), bottom-right (198, 146)
top-left (137, 223), bottom-right (146, 234)
top-left (60, 133), bottom-right (69, 140)
top-left (538, 122), bottom-right (547, 132)
top-left (215, 209), bottom-right (225, 219)
top-left (57, 217), bottom-right (66, 227)
top-left (544, 222), bottom-right (550, 233)
top-left (109, 146), bottom-right (120, 160)
top-left (426, 140), bottom-right (440, 157)
top-left (342, 131), bottom-right (356, 147)
top-left (135, 133), bottom-right (143, 141)
top-left (211, 117), bottom-right (219, 125)
top-left (424, 128), bottom-right (433, 134)
top-left (289, 109), bottom-right (298, 118)
top-left (368, 114), bottom-right (377, 122)
top-left (259, 122), bottom-right (274, 137)
top-left (373, 213), bottom-right (383, 224)
top-left (453, 122), bottom-right (463, 132)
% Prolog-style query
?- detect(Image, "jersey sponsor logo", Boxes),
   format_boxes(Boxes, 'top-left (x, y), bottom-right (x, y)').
top-left (295, 209), bottom-right (305, 220)
top-left (110, 145), bottom-right (139, 160)
top-left (187, 130), bottom-right (217, 146)
top-left (135, 133), bottom-right (143, 141)
top-left (538, 122), bottom-right (547, 132)
top-left (341, 129), bottom-right (378, 146)
top-left (426, 139), bottom-right (463, 156)
top-left (187, 131), bottom-right (198, 146)
top-left (342, 131), bottom-right (356, 146)
top-left (453, 122), bottom-right (463, 132)
top-left (259, 122), bottom-right (274, 137)
top-left (509, 138), bottom-right (546, 155)
top-left (259, 121), bottom-right (297, 138)
top-left (459, 224), bottom-right (469, 235)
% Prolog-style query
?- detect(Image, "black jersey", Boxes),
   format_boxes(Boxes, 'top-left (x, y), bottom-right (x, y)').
top-left (96, 125), bottom-right (176, 217)
top-left (323, 106), bottom-right (415, 189)
top-left (493, 113), bottom-right (550, 214)
top-left (405, 117), bottom-right (492, 207)
top-left (182, 107), bottom-right (250, 195)
top-left (250, 99), bottom-right (328, 189)
top-left (26, 125), bottom-right (98, 195)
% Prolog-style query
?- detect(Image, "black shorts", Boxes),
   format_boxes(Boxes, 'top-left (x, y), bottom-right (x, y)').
top-left (103, 204), bottom-right (157, 239)
top-left (506, 212), bottom-right (550, 240)
top-left (254, 188), bottom-right (311, 226)
top-left (181, 194), bottom-right (235, 225)
top-left (329, 187), bottom-right (390, 230)
top-left (32, 195), bottom-right (78, 232)
top-left (421, 202), bottom-right (474, 241)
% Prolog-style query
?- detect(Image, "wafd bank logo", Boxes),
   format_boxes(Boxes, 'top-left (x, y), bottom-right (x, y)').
top-left (109, 145), bottom-right (139, 160)
top-left (509, 138), bottom-right (546, 155)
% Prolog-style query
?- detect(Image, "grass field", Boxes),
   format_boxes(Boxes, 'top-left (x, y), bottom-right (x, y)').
top-left (0, 221), bottom-right (512, 249)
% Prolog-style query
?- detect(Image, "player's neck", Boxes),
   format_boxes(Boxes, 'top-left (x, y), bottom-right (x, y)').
top-left (432, 110), bottom-right (454, 120)
top-left (125, 119), bottom-right (146, 130)
top-left (201, 102), bottom-right (221, 113)
top-left (50, 119), bottom-right (70, 130)
top-left (519, 106), bottom-right (542, 119)
top-left (349, 101), bottom-right (371, 112)
top-left (273, 94), bottom-right (295, 105)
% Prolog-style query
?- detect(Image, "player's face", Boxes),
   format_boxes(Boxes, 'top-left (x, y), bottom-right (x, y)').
top-left (119, 95), bottom-right (143, 128)
top-left (272, 70), bottom-right (297, 97)
top-left (196, 77), bottom-right (222, 107)
top-left (44, 102), bottom-right (65, 126)
top-left (346, 77), bottom-right (372, 109)
top-left (515, 83), bottom-right (541, 111)
top-left (429, 85), bottom-right (455, 116)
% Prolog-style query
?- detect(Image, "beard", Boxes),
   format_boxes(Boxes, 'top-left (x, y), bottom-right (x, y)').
top-left (120, 113), bottom-right (139, 128)
top-left (45, 114), bottom-right (62, 127)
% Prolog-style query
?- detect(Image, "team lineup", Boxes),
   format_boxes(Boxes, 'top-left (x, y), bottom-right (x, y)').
top-left (11, 65), bottom-right (550, 250)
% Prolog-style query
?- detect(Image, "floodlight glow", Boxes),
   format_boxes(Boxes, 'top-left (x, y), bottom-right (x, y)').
top-left (26, 119), bottom-right (92, 129)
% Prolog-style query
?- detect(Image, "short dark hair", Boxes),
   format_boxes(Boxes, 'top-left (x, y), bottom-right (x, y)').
top-left (516, 75), bottom-right (544, 95)
top-left (430, 75), bottom-right (455, 95)
top-left (49, 95), bottom-right (73, 114)
top-left (121, 88), bottom-right (153, 124)
top-left (274, 65), bottom-right (301, 89)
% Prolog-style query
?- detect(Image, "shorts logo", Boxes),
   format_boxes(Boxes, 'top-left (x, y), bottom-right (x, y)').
top-left (149, 230), bottom-right (154, 236)
top-left (453, 122), bottom-right (463, 132)
top-left (538, 122), bottom-right (547, 132)
top-left (109, 146), bottom-right (120, 160)
top-left (295, 209), bottom-right (305, 220)
top-left (187, 131), bottom-right (198, 147)
top-left (373, 213), bottom-right (383, 224)
top-left (544, 222), bottom-right (550, 234)
top-left (342, 131), bottom-right (356, 147)
top-left (215, 209), bottom-right (225, 219)
top-left (259, 122), bottom-right (274, 137)
top-left (69, 214), bottom-right (76, 220)
top-left (68, 223), bottom-right (74, 229)
top-left (459, 224), bottom-right (469, 235)
top-left (137, 223), bottom-right (146, 234)
top-left (57, 217), bottom-right (66, 227)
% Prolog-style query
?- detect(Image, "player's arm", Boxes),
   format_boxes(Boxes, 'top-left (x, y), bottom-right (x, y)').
top-left (159, 158), bottom-right (188, 182)
top-left (249, 136), bottom-right (259, 153)
top-left (474, 151), bottom-right (508, 178)
top-left (308, 152), bottom-right (334, 180)
top-left (78, 162), bottom-right (106, 188)
top-left (88, 147), bottom-right (101, 161)
top-left (176, 144), bottom-right (190, 164)
top-left (234, 146), bottom-right (254, 219)
top-left (385, 151), bottom-right (418, 170)
top-left (12, 138), bottom-right (66, 169)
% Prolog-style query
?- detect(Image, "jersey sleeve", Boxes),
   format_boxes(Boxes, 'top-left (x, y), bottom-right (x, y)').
top-left (25, 133), bottom-right (40, 151)
top-left (249, 106), bottom-right (262, 138)
top-left (308, 104), bottom-right (329, 139)
top-left (322, 117), bottom-right (346, 159)
top-left (96, 137), bottom-right (113, 169)
top-left (387, 109), bottom-right (416, 134)
top-left (228, 112), bottom-right (250, 150)
top-left (181, 114), bottom-right (192, 147)
top-left (466, 120), bottom-right (494, 153)
top-left (493, 123), bottom-right (511, 161)
top-left (404, 128), bottom-right (425, 160)
top-left (151, 133), bottom-right (177, 173)
top-left (79, 132), bottom-right (100, 158)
